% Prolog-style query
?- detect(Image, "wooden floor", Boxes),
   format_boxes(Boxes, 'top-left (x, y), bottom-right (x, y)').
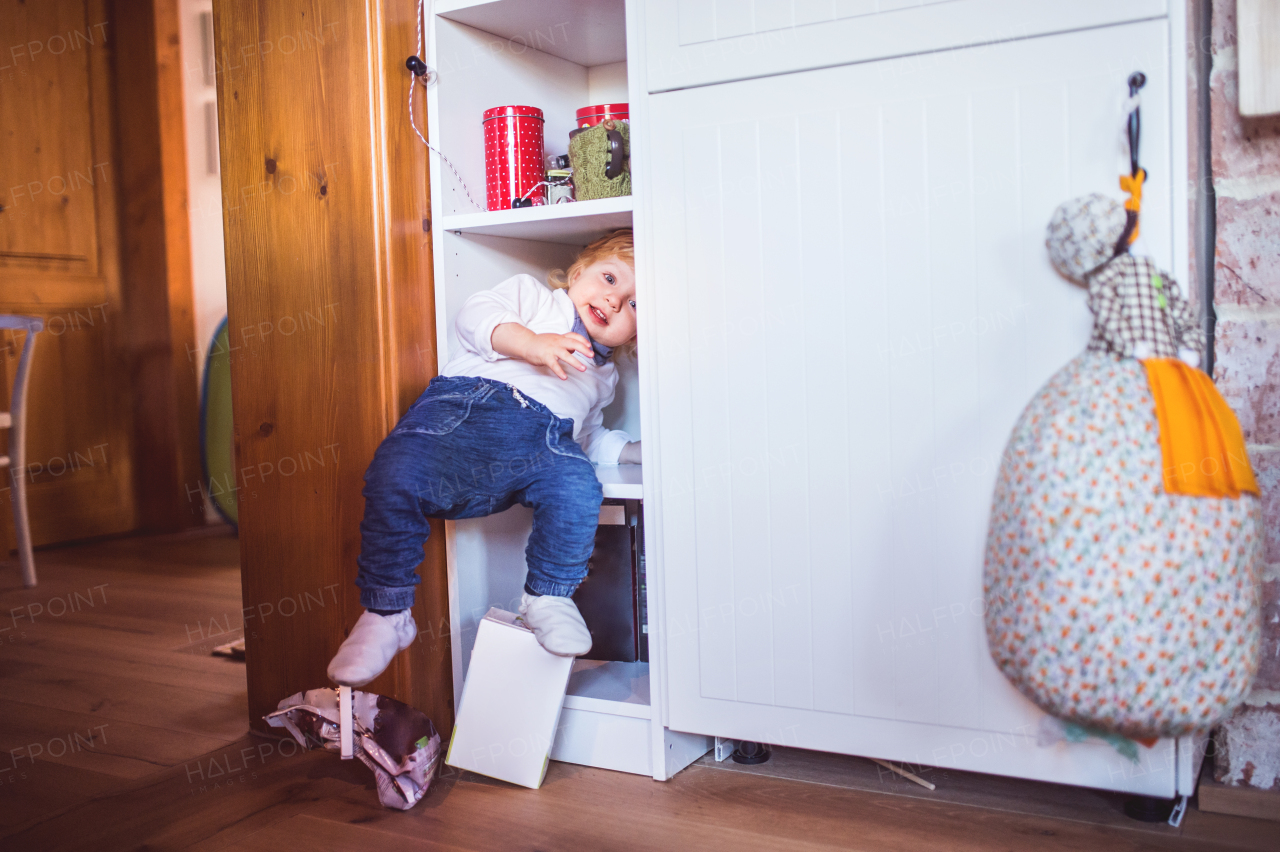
top-left (2, 528), bottom-right (1278, 852)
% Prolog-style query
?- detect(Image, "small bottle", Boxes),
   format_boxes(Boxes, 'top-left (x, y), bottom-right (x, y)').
top-left (547, 169), bottom-right (574, 204)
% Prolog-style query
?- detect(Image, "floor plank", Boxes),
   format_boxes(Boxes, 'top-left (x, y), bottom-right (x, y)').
top-left (4, 735), bottom-right (369, 852)
top-left (0, 759), bottom-right (124, 833)
top-left (234, 814), bottom-right (461, 852)
top-left (12, 619), bottom-right (246, 672)
top-left (0, 659), bottom-right (247, 742)
top-left (0, 698), bottom-right (232, 779)
top-left (8, 636), bottom-right (247, 693)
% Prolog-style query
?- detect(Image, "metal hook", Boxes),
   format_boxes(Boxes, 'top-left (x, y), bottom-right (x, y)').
top-left (1112, 71), bottom-right (1149, 257)
top-left (1127, 71), bottom-right (1146, 177)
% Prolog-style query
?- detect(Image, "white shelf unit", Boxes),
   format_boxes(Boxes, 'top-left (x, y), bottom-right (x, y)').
top-left (440, 196), bottom-right (634, 245)
top-left (428, 0), bottom-right (1202, 800)
top-left (425, 0), bottom-right (711, 782)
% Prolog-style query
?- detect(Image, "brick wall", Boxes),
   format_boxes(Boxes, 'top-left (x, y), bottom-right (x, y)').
top-left (1208, 0), bottom-right (1280, 791)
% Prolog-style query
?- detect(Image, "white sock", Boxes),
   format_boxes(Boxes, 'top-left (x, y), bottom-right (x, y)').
top-left (519, 593), bottom-right (592, 657)
top-left (327, 609), bottom-right (417, 686)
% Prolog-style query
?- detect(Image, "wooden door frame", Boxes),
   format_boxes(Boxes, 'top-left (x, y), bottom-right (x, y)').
top-left (111, 0), bottom-right (204, 532)
top-left (213, 0), bottom-right (451, 732)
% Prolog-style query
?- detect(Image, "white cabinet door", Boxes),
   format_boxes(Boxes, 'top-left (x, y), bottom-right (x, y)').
top-left (645, 19), bottom-right (1190, 794)
top-left (643, 0), bottom-right (1167, 92)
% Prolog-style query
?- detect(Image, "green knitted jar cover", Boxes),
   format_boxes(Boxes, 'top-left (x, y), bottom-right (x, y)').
top-left (569, 121), bottom-right (631, 201)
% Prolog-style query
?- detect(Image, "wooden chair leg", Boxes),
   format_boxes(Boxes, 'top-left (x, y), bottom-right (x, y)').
top-left (9, 322), bottom-right (40, 588)
top-left (13, 465), bottom-right (34, 588)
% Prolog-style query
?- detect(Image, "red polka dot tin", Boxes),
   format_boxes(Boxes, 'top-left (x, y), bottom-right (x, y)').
top-left (576, 103), bottom-right (629, 128)
top-left (483, 105), bottom-right (545, 211)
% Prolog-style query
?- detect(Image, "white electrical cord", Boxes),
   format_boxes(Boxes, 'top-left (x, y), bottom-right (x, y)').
top-left (518, 180), bottom-right (551, 201)
top-left (409, 0), bottom-right (485, 211)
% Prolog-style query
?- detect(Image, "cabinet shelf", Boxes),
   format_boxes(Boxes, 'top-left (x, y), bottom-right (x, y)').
top-left (596, 462), bottom-right (642, 500)
top-left (563, 659), bottom-right (650, 718)
top-left (440, 196), bottom-right (633, 245)
top-left (435, 0), bottom-right (627, 67)
top-left (552, 659), bottom-right (655, 775)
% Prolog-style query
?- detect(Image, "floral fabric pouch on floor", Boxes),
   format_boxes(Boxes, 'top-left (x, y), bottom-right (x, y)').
top-left (265, 687), bottom-right (442, 810)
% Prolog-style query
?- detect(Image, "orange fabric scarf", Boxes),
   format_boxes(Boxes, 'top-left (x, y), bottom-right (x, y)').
top-left (1143, 358), bottom-right (1259, 498)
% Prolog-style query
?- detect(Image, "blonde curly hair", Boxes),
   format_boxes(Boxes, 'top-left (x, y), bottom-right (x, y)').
top-left (547, 228), bottom-right (634, 290)
top-left (548, 229), bottom-right (636, 361)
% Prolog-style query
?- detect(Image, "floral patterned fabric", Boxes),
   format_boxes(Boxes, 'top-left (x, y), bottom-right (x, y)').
top-left (983, 352), bottom-right (1262, 739)
top-left (1046, 193), bottom-right (1128, 283)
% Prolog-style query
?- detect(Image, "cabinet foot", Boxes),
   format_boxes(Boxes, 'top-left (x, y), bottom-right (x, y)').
top-left (1122, 794), bottom-right (1175, 822)
top-left (731, 741), bottom-right (771, 765)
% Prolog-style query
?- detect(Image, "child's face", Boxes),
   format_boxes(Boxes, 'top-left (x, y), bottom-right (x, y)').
top-left (567, 256), bottom-right (637, 349)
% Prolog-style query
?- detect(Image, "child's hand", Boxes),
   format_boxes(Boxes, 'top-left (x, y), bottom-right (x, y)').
top-left (522, 332), bottom-right (593, 380)
top-left (618, 441), bottom-right (642, 465)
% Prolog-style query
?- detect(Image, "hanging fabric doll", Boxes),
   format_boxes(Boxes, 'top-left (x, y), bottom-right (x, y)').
top-left (983, 75), bottom-right (1263, 741)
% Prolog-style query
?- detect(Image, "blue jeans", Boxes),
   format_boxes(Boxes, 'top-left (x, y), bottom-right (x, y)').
top-left (355, 375), bottom-right (604, 610)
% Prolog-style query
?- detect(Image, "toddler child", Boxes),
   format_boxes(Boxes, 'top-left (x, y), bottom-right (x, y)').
top-left (327, 229), bottom-right (641, 686)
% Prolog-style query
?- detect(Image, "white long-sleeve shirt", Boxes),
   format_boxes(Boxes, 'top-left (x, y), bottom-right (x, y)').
top-left (441, 274), bottom-right (633, 465)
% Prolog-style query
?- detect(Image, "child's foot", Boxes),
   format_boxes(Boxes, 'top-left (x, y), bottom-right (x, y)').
top-left (327, 609), bottom-right (417, 686)
top-left (519, 593), bottom-right (592, 657)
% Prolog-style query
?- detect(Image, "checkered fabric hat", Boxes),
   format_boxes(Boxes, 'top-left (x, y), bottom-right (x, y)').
top-left (1046, 194), bottom-right (1128, 283)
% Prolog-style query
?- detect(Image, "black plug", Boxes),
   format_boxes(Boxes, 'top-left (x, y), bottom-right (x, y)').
top-left (406, 56), bottom-right (428, 77)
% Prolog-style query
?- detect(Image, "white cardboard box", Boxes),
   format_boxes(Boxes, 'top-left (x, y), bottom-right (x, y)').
top-left (444, 607), bottom-right (574, 789)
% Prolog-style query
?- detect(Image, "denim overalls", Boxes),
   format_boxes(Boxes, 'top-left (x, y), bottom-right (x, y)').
top-left (355, 375), bottom-right (604, 610)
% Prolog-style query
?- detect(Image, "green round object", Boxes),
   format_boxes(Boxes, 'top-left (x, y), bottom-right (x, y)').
top-left (201, 318), bottom-right (237, 527)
